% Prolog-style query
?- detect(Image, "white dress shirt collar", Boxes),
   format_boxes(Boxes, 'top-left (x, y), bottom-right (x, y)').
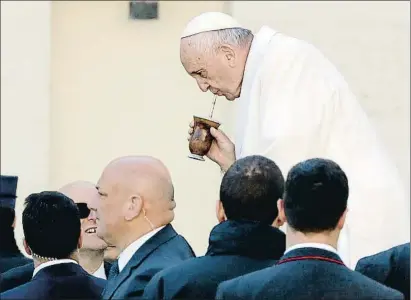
top-left (285, 242), bottom-right (339, 255)
top-left (118, 226), bottom-right (166, 272)
top-left (92, 262), bottom-right (106, 280)
top-left (32, 259), bottom-right (78, 278)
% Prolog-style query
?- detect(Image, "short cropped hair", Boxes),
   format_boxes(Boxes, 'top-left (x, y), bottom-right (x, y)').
top-left (284, 158), bottom-right (349, 233)
top-left (23, 191), bottom-right (81, 259)
top-left (220, 155), bottom-right (285, 225)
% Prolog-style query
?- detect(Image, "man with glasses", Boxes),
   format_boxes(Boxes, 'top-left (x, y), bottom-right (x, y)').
top-left (0, 181), bottom-right (111, 292)
top-left (0, 191), bottom-right (106, 299)
top-left (59, 181), bottom-right (110, 278)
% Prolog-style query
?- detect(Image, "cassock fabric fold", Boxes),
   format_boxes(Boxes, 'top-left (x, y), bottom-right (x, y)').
top-left (234, 26), bottom-right (409, 268)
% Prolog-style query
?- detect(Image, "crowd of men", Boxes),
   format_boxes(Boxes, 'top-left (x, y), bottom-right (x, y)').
top-left (1, 9), bottom-right (410, 300)
top-left (0, 154), bottom-right (409, 299)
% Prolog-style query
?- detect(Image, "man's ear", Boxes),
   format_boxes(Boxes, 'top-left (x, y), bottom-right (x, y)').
top-left (272, 216), bottom-right (285, 228)
top-left (23, 239), bottom-right (32, 256)
top-left (125, 194), bottom-right (143, 221)
top-left (277, 199), bottom-right (287, 224)
top-left (337, 208), bottom-right (348, 230)
top-left (216, 200), bottom-right (226, 223)
top-left (219, 45), bottom-right (236, 68)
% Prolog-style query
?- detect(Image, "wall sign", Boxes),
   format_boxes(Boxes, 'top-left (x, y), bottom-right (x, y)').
top-left (129, 0), bottom-right (158, 20)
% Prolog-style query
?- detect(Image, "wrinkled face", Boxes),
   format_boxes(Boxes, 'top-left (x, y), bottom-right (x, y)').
top-left (180, 40), bottom-right (243, 101)
top-left (75, 190), bottom-right (108, 251)
top-left (92, 169), bottom-right (127, 247)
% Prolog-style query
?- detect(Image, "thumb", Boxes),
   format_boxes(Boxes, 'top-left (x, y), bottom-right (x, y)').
top-left (210, 127), bottom-right (228, 142)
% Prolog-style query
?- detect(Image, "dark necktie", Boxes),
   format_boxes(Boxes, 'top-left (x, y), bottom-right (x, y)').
top-left (108, 260), bottom-right (119, 280)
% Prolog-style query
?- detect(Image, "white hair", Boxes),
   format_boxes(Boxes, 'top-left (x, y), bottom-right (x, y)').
top-left (182, 28), bottom-right (253, 54)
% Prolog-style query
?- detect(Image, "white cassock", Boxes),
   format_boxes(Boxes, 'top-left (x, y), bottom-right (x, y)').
top-left (236, 26), bottom-right (410, 268)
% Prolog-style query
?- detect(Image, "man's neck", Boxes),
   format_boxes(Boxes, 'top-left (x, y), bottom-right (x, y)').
top-left (118, 219), bottom-right (167, 253)
top-left (78, 249), bottom-right (104, 274)
top-left (286, 229), bottom-right (339, 250)
top-left (119, 229), bottom-right (151, 254)
top-left (33, 252), bottom-right (78, 269)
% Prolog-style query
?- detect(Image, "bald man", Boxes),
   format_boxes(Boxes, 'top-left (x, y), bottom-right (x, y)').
top-left (182, 12), bottom-right (409, 268)
top-left (59, 181), bottom-right (110, 278)
top-left (91, 156), bottom-right (195, 299)
top-left (0, 181), bottom-right (111, 293)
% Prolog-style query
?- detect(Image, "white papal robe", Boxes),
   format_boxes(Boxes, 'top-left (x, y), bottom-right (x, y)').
top-left (235, 26), bottom-right (409, 268)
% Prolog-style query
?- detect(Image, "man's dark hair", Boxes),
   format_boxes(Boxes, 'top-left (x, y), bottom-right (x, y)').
top-left (220, 155), bottom-right (285, 225)
top-left (23, 191), bottom-right (81, 259)
top-left (0, 207), bottom-right (20, 253)
top-left (284, 158), bottom-right (349, 233)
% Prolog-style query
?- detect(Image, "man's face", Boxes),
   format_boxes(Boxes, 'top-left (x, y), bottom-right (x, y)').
top-left (180, 42), bottom-right (242, 101)
top-left (71, 188), bottom-right (107, 252)
top-left (92, 170), bottom-right (126, 246)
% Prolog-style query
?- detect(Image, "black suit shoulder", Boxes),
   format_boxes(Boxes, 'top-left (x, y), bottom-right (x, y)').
top-left (143, 255), bottom-right (277, 300)
top-left (0, 253), bottom-right (32, 274)
top-left (142, 221), bottom-right (285, 300)
top-left (0, 263), bottom-right (106, 300)
top-left (124, 234), bottom-right (195, 294)
top-left (103, 225), bottom-right (195, 299)
top-left (217, 260), bottom-right (404, 300)
top-left (0, 262), bottom-right (34, 292)
top-left (356, 243), bottom-right (410, 299)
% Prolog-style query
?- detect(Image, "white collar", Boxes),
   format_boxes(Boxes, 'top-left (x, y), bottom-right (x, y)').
top-left (92, 262), bottom-right (106, 280)
top-left (118, 226), bottom-right (165, 272)
top-left (285, 243), bottom-right (339, 255)
top-left (32, 259), bottom-right (78, 278)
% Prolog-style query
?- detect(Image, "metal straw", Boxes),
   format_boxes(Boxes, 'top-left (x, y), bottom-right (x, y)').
top-left (209, 95), bottom-right (217, 118)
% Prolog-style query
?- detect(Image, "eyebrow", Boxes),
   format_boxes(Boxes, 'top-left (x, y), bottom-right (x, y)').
top-left (95, 186), bottom-right (108, 196)
top-left (190, 69), bottom-right (203, 76)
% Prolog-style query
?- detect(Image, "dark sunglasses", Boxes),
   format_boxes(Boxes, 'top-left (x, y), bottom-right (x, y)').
top-left (76, 203), bottom-right (91, 219)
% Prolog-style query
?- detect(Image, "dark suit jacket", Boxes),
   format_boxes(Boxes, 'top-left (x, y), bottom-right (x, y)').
top-left (0, 261), bottom-right (111, 292)
top-left (0, 262), bottom-right (106, 299)
top-left (216, 247), bottom-right (404, 300)
top-left (0, 250), bottom-right (32, 274)
top-left (102, 224), bottom-right (195, 299)
top-left (143, 220), bottom-right (285, 300)
top-left (356, 243), bottom-right (410, 300)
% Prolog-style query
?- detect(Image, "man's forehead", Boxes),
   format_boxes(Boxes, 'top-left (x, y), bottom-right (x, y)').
top-left (61, 186), bottom-right (98, 204)
top-left (96, 171), bottom-right (119, 194)
top-left (181, 53), bottom-right (206, 75)
top-left (97, 165), bottom-right (118, 186)
top-left (181, 41), bottom-right (203, 60)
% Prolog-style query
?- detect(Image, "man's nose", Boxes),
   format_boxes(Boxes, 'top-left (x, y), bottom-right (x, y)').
top-left (88, 195), bottom-right (99, 210)
top-left (196, 79), bottom-right (209, 92)
top-left (88, 209), bottom-right (97, 221)
top-left (87, 200), bottom-right (98, 214)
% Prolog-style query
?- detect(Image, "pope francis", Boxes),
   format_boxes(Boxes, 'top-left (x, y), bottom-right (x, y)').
top-left (182, 12), bottom-right (409, 268)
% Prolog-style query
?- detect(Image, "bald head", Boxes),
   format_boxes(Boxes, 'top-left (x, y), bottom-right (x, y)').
top-left (59, 181), bottom-right (97, 204)
top-left (100, 156), bottom-right (174, 204)
top-left (94, 156), bottom-right (175, 246)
